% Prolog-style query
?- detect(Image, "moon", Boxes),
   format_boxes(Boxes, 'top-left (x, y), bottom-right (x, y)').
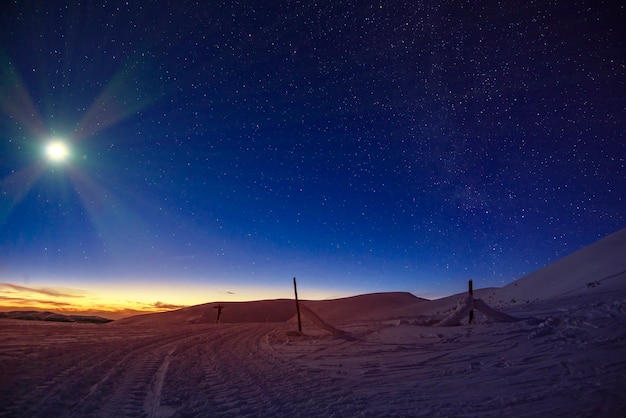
top-left (45, 140), bottom-right (70, 162)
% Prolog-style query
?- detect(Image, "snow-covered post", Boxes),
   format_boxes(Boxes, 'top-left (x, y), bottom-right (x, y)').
top-left (468, 280), bottom-right (474, 324)
top-left (293, 277), bottom-right (302, 333)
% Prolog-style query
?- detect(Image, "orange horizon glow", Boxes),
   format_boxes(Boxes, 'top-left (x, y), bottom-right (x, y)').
top-left (0, 280), bottom-right (349, 320)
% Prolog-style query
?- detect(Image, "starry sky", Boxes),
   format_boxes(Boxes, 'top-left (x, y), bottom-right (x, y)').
top-left (0, 1), bottom-right (624, 316)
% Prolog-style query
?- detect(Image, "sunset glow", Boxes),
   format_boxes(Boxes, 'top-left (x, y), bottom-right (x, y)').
top-left (0, 280), bottom-right (341, 319)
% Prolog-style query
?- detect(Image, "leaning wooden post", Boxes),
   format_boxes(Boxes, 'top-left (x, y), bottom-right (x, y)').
top-left (468, 279), bottom-right (474, 324)
top-left (214, 304), bottom-right (224, 324)
top-left (293, 277), bottom-right (302, 333)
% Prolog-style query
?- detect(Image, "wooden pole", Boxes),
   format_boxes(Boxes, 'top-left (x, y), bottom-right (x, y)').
top-left (293, 277), bottom-right (302, 333)
top-left (468, 279), bottom-right (474, 324)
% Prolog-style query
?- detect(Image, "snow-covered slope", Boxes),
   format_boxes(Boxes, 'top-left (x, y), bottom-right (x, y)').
top-left (486, 227), bottom-right (626, 307)
top-left (390, 227), bottom-right (626, 319)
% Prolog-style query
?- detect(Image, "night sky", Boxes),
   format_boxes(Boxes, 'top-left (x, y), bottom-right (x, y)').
top-left (1, 1), bottom-right (624, 315)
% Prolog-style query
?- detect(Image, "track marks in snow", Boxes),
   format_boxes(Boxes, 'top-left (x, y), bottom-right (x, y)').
top-left (0, 322), bottom-right (357, 417)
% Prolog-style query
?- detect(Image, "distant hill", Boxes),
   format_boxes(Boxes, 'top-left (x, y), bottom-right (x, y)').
top-left (112, 292), bottom-right (425, 326)
top-left (304, 291), bottom-right (427, 321)
top-left (0, 311), bottom-right (113, 324)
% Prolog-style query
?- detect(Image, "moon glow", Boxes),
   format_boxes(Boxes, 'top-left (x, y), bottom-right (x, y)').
top-left (45, 140), bottom-right (70, 162)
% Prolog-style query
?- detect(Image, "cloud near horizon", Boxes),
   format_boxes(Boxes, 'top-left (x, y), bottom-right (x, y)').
top-left (153, 301), bottom-right (187, 310)
top-left (0, 295), bottom-right (77, 308)
top-left (0, 282), bottom-right (185, 319)
top-left (0, 282), bottom-right (85, 298)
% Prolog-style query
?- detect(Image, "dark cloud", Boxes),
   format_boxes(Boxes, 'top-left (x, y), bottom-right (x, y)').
top-left (0, 295), bottom-right (75, 307)
top-left (0, 283), bottom-right (84, 298)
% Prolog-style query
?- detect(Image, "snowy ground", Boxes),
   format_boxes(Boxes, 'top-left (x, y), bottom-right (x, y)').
top-left (2, 228), bottom-right (625, 417)
top-left (1, 287), bottom-right (625, 417)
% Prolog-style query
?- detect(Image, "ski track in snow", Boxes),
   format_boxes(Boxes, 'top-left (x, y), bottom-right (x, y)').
top-left (1, 293), bottom-right (625, 417)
